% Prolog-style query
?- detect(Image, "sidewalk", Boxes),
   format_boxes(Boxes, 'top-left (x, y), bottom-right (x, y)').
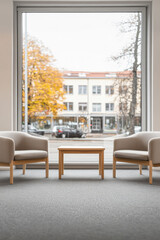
top-left (86, 133), bottom-right (115, 138)
top-left (48, 133), bottom-right (125, 141)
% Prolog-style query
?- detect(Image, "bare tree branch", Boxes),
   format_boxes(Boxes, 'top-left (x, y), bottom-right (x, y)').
top-left (111, 13), bottom-right (142, 134)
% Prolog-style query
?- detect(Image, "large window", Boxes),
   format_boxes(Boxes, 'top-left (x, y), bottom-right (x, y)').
top-left (64, 102), bottom-right (73, 111)
top-left (106, 86), bottom-right (114, 95)
top-left (78, 85), bottom-right (87, 95)
top-left (17, 4), bottom-right (147, 163)
top-left (105, 117), bottom-right (116, 130)
top-left (92, 103), bottom-right (101, 112)
top-left (79, 103), bottom-right (87, 112)
top-left (64, 85), bottom-right (73, 94)
top-left (92, 86), bottom-right (101, 94)
top-left (106, 103), bottom-right (114, 111)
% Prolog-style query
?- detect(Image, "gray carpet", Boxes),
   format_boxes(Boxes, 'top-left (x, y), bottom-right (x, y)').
top-left (0, 169), bottom-right (160, 240)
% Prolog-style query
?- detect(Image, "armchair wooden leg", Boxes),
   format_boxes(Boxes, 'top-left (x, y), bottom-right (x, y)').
top-left (61, 153), bottom-right (64, 175)
top-left (59, 151), bottom-right (62, 179)
top-left (10, 161), bottom-right (13, 184)
top-left (23, 164), bottom-right (26, 175)
top-left (101, 151), bottom-right (104, 180)
top-left (149, 161), bottom-right (153, 184)
top-left (113, 156), bottom-right (116, 178)
top-left (99, 153), bottom-right (102, 175)
top-left (46, 158), bottom-right (49, 178)
top-left (139, 165), bottom-right (142, 175)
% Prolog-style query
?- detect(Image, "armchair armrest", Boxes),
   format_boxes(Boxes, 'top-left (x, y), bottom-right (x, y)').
top-left (114, 135), bottom-right (140, 152)
top-left (21, 134), bottom-right (48, 152)
top-left (149, 137), bottom-right (160, 164)
top-left (0, 137), bottom-right (14, 163)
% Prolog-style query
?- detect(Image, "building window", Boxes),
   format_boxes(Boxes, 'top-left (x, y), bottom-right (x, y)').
top-left (119, 85), bottom-right (127, 94)
top-left (106, 86), bottom-right (114, 95)
top-left (92, 103), bottom-right (101, 112)
top-left (92, 85), bottom-right (101, 94)
top-left (105, 117), bottom-right (116, 130)
top-left (106, 103), bottom-right (114, 111)
top-left (64, 102), bottom-right (73, 111)
top-left (79, 103), bottom-right (87, 111)
top-left (64, 85), bottom-right (73, 94)
top-left (119, 102), bottom-right (127, 111)
top-left (78, 85), bottom-right (87, 94)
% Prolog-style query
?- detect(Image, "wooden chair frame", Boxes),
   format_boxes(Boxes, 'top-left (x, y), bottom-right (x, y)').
top-left (113, 156), bottom-right (160, 184)
top-left (0, 158), bottom-right (49, 184)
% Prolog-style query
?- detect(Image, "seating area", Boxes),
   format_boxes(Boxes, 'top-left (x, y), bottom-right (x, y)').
top-left (1, 1), bottom-right (160, 239)
top-left (1, 131), bottom-right (160, 185)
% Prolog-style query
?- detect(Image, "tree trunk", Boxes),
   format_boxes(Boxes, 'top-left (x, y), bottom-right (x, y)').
top-left (128, 13), bottom-right (141, 135)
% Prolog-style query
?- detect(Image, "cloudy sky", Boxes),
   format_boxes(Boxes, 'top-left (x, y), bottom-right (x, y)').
top-left (23, 12), bottom-right (140, 72)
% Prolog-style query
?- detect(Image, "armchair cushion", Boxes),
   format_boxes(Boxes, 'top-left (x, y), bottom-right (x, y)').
top-left (14, 150), bottom-right (47, 160)
top-left (114, 150), bottom-right (149, 161)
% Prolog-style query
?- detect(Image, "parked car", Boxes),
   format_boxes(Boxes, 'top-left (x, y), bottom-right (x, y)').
top-left (22, 125), bottom-right (45, 136)
top-left (52, 125), bottom-right (70, 137)
top-left (55, 127), bottom-right (84, 138)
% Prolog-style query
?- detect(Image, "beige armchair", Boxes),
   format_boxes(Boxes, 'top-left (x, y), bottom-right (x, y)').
top-left (0, 131), bottom-right (49, 184)
top-left (113, 132), bottom-right (160, 184)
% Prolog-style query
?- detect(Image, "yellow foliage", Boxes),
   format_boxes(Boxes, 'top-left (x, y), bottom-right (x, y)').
top-left (22, 37), bottom-right (65, 122)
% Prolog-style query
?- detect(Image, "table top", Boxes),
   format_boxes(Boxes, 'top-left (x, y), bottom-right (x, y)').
top-left (58, 146), bottom-right (105, 150)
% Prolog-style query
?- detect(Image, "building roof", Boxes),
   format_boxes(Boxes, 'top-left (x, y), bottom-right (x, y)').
top-left (62, 70), bottom-right (141, 79)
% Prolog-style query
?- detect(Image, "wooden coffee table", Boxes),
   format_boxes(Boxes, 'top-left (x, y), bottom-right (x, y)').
top-left (58, 146), bottom-right (105, 179)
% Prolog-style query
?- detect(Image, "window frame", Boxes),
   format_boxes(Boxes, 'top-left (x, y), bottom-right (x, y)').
top-left (92, 103), bottom-right (101, 112)
top-left (78, 85), bottom-right (87, 95)
top-left (92, 85), bottom-right (101, 95)
top-left (106, 103), bottom-right (114, 111)
top-left (64, 102), bottom-right (73, 111)
top-left (106, 85), bottom-right (114, 95)
top-left (79, 102), bottom-right (87, 112)
top-left (64, 85), bottom-right (73, 95)
top-left (14, 2), bottom-right (150, 132)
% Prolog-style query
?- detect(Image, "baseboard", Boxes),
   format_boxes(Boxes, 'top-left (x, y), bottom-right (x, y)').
top-left (0, 166), bottom-right (16, 171)
top-left (16, 163), bottom-right (147, 170)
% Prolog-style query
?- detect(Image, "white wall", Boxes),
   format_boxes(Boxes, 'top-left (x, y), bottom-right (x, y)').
top-left (0, 0), bottom-right (160, 131)
top-left (0, 0), bottom-right (13, 130)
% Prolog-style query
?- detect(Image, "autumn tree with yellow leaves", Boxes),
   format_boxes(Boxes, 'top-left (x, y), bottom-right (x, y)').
top-left (22, 37), bottom-right (65, 124)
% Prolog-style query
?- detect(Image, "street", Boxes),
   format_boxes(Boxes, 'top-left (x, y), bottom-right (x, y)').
top-left (48, 137), bottom-right (114, 163)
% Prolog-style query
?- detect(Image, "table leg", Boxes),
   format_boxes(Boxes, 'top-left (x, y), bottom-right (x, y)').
top-left (101, 151), bottom-right (104, 180)
top-left (61, 153), bottom-right (64, 175)
top-left (99, 153), bottom-right (101, 175)
top-left (59, 151), bottom-right (62, 179)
